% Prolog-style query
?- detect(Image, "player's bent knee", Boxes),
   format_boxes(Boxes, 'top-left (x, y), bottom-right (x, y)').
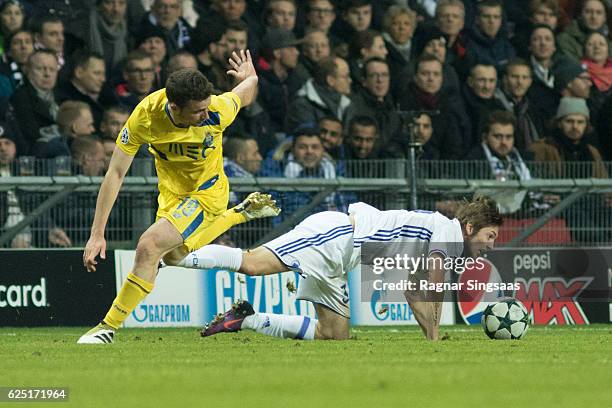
top-left (135, 235), bottom-right (163, 261)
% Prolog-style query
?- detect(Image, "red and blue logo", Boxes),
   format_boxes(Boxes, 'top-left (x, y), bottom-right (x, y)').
top-left (457, 258), bottom-right (502, 324)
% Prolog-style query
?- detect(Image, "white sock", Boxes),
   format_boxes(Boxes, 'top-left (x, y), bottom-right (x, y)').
top-left (177, 245), bottom-right (243, 271)
top-left (241, 313), bottom-right (317, 340)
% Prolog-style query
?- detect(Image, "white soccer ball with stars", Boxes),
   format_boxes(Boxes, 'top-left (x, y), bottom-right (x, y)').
top-left (481, 298), bottom-right (530, 340)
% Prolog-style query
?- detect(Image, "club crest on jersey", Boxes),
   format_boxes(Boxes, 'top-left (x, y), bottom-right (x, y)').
top-left (120, 128), bottom-right (129, 144)
top-left (201, 132), bottom-right (216, 158)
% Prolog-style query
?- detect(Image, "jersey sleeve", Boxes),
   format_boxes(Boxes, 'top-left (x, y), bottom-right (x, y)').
top-left (428, 216), bottom-right (462, 259)
top-left (115, 103), bottom-right (151, 156)
top-left (214, 92), bottom-right (241, 131)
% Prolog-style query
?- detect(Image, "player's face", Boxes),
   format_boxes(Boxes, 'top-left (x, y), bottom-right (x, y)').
top-left (176, 97), bottom-right (212, 126)
top-left (464, 224), bottom-right (499, 257)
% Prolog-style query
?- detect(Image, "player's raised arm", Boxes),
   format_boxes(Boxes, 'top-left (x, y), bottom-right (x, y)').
top-left (83, 146), bottom-right (134, 272)
top-left (227, 49), bottom-right (258, 107)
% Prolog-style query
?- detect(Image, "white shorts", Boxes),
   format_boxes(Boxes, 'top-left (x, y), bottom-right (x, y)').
top-left (264, 211), bottom-right (356, 318)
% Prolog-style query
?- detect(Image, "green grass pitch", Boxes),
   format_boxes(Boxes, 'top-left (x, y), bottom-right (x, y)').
top-left (2, 325), bottom-right (611, 408)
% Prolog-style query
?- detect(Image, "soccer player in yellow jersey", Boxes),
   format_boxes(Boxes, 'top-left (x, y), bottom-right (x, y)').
top-left (77, 50), bottom-right (280, 344)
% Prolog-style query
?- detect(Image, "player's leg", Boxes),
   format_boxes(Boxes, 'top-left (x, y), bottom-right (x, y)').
top-left (78, 218), bottom-right (183, 344)
top-left (312, 303), bottom-right (350, 340)
top-left (173, 244), bottom-right (289, 275)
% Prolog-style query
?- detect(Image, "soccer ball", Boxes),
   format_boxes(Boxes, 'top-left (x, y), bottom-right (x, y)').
top-left (481, 299), bottom-right (530, 340)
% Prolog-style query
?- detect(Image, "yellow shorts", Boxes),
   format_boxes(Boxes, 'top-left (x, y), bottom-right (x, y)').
top-left (156, 191), bottom-right (231, 252)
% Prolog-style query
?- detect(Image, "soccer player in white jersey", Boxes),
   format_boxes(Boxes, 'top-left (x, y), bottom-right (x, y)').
top-left (176, 195), bottom-right (502, 340)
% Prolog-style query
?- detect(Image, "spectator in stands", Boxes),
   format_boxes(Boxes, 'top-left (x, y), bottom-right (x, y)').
top-left (264, 0), bottom-right (297, 32)
top-left (205, 0), bottom-right (261, 51)
top-left (262, 126), bottom-right (345, 223)
top-left (137, 0), bottom-right (191, 56)
top-left (101, 50), bottom-right (156, 111)
top-left (344, 114), bottom-right (379, 165)
top-left (135, 24), bottom-right (167, 90)
top-left (461, 63), bottom-right (503, 146)
top-left (464, 0), bottom-right (516, 75)
top-left (512, 0), bottom-right (561, 58)
top-left (404, 25), bottom-right (461, 99)
top-left (99, 105), bottom-right (129, 168)
top-left (530, 97), bottom-right (605, 176)
top-left (285, 56), bottom-right (352, 132)
top-left (10, 49), bottom-right (59, 152)
top-left (0, 119), bottom-right (71, 247)
top-left (381, 5), bottom-right (416, 89)
top-left (30, 15), bottom-right (65, 67)
top-left (318, 115), bottom-right (345, 162)
top-left (0, 122), bottom-right (31, 248)
top-left (0, 0), bottom-right (25, 55)
top-left (190, 20), bottom-right (230, 92)
top-left (257, 28), bottom-right (304, 132)
top-left (557, 0), bottom-right (610, 62)
top-left (553, 60), bottom-right (595, 118)
top-left (225, 19), bottom-right (248, 56)
top-left (494, 59), bottom-right (546, 152)
top-left (464, 110), bottom-right (546, 214)
top-left (581, 31), bottom-right (612, 93)
top-left (397, 54), bottom-right (466, 158)
top-left (71, 136), bottom-right (106, 177)
top-left (347, 29), bottom-right (388, 86)
top-left (225, 84), bottom-right (275, 156)
top-left (527, 24), bottom-right (562, 122)
top-left (33, 100), bottom-right (95, 159)
top-left (295, 29), bottom-right (330, 85)
top-left (75, 0), bottom-right (129, 72)
top-left (0, 29), bottom-right (33, 95)
top-left (434, 0), bottom-right (467, 69)
top-left (57, 50), bottom-right (106, 129)
top-left (304, 0), bottom-right (338, 45)
top-left (346, 57), bottom-right (399, 153)
top-left (530, 96), bottom-right (610, 242)
top-left (331, 0), bottom-right (373, 57)
top-left (223, 136), bottom-right (263, 205)
top-left (163, 49), bottom-right (197, 81)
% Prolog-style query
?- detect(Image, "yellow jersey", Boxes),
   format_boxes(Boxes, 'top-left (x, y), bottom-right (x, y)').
top-left (116, 89), bottom-right (241, 202)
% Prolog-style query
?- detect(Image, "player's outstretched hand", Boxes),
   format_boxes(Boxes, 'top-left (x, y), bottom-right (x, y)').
top-left (84, 235), bottom-right (106, 272)
top-left (226, 49), bottom-right (257, 82)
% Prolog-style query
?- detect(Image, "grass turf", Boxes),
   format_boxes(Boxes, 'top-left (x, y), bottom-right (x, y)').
top-left (1, 325), bottom-right (611, 408)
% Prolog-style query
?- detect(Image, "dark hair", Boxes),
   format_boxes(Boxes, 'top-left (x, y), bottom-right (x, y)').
top-left (342, 0), bottom-right (372, 12)
top-left (165, 69), bottom-right (214, 107)
top-left (190, 19), bottom-right (225, 54)
top-left (29, 15), bottom-right (62, 34)
top-left (415, 53), bottom-right (442, 73)
top-left (481, 110), bottom-right (516, 137)
top-left (455, 195), bottom-right (503, 231)
top-left (315, 56), bottom-right (341, 85)
top-left (3, 28), bottom-right (31, 52)
top-left (103, 105), bottom-right (130, 121)
top-left (348, 115), bottom-right (378, 134)
top-left (226, 19), bottom-right (248, 33)
top-left (318, 115), bottom-right (342, 125)
top-left (529, 23), bottom-right (556, 40)
top-left (477, 0), bottom-right (503, 13)
top-left (224, 136), bottom-right (255, 160)
top-left (69, 49), bottom-right (104, 79)
top-left (349, 29), bottom-right (381, 58)
top-left (362, 56), bottom-right (388, 78)
top-left (504, 57), bottom-right (532, 76)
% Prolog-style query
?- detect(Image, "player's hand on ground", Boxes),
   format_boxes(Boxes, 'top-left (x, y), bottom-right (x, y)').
top-left (84, 235), bottom-right (107, 272)
top-left (49, 227), bottom-right (72, 247)
top-left (227, 49), bottom-right (257, 82)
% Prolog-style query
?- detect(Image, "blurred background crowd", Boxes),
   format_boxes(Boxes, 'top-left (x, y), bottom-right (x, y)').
top-left (1, 0), bottom-right (612, 248)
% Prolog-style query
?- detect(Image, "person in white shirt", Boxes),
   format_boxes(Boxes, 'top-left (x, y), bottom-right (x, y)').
top-left (172, 195), bottom-right (502, 341)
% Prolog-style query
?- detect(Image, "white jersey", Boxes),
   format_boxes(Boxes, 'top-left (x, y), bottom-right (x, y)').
top-left (264, 203), bottom-right (464, 318)
top-left (349, 202), bottom-right (464, 268)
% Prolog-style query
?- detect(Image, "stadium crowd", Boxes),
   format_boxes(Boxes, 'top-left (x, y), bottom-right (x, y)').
top-left (1, 0), bottom-right (612, 247)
